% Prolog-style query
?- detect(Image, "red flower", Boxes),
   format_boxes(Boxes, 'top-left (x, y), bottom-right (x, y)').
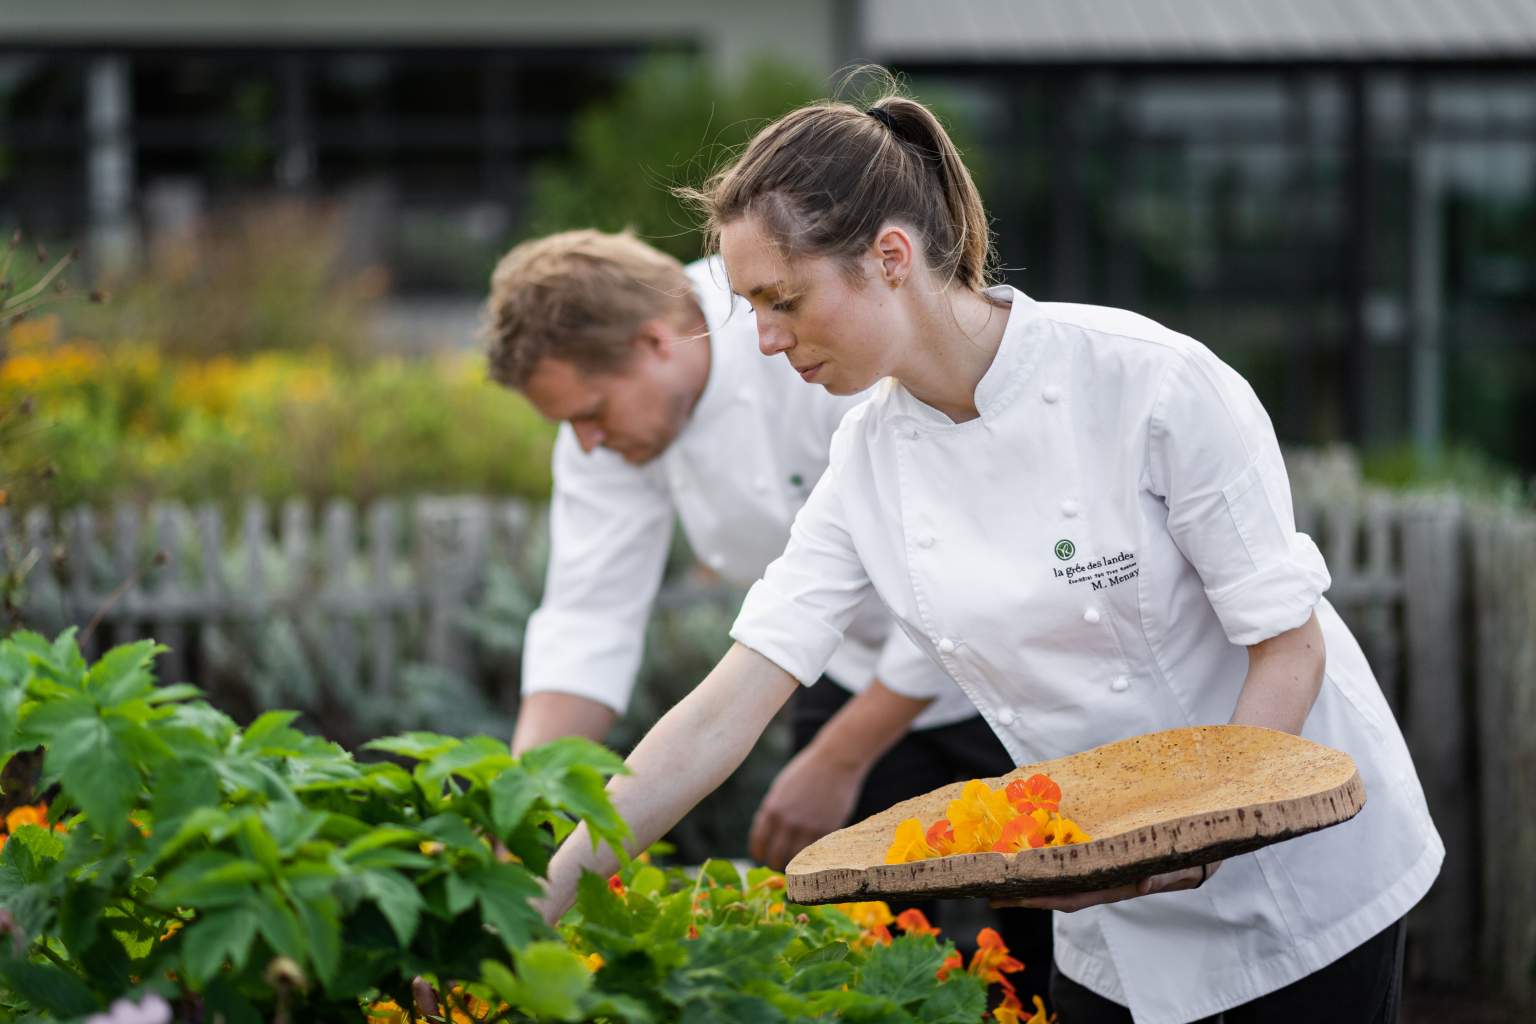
top-left (607, 873), bottom-right (626, 897)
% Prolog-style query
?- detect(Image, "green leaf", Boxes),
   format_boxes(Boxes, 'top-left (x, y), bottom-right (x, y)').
top-left (294, 895), bottom-right (341, 989)
top-left (488, 765), bottom-right (538, 836)
top-left (519, 736), bottom-right (628, 778)
top-left (43, 713), bottom-right (137, 840)
top-left (254, 885), bottom-right (305, 957)
top-left (340, 827), bottom-right (422, 861)
top-left (0, 959), bottom-right (99, 1017)
top-left (480, 944), bottom-right (593, 1022)
top-left (790, 960), bottom-right (856, 994)
top-left (58, 880), bottom-right (110, 954)
top-left (156, 852), bottom-right (269, 907)
top-left (858, 935), bottom-right (949, 1006)
top-left (915, 974), bottom-right (989, 1024)
top-left (149, 760), bottom-right (222, 832)
top-left (236, 814), bottom-right (282, 876)
top-left (700, 858), bottom-right (743, 891)
top-left (85, 639), bottom-right (164, 704)
top-left (358, 869), bottom-right (423, 947)
top-left (144, 682), bottom-right (202, 705)
top-left (793, 941), bottom-right (851, 967)
top-left (6, 823), bottom-right (65, 875)
top-left (416, 736), bottom-right (514, 791)
top-left (203, 973), bottom-right (264, 1024)
top-left (630, 865), bottom-right (667, 898)
top-left (466, 861), bottom-right (545, 951)
top-left (183, 906), bottom-right (260, 984)
top-left (239, 710), bottom-right (302, 750)
top-left (362, 731), bottom-right (459, 761)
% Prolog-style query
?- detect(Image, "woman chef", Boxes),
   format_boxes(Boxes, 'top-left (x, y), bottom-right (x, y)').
top-left (538, 80), bottom-right (1442, 1024)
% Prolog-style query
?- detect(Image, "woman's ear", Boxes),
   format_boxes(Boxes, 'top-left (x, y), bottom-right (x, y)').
top-left (873, 223), bottom-right (915, 288)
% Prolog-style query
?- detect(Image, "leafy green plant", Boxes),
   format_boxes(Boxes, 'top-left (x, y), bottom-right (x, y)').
top-left (0, 631), bottom-right (1011, 1022)
top-left (556, 859), bottom-right (995, 1024)
top-left (0, 628), bottom-right (629, 1021)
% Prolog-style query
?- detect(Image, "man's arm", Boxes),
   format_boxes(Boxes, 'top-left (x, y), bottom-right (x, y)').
top-left (511, 692), bottom-right (620, 756)
top-left (516, 426), bottom-right (673, 750)
top-left (747, 680), bottom-right (931, 869)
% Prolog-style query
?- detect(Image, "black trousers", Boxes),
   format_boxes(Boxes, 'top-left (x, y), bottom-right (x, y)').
top-left (791, 678), bottom-right (1055, 1003)
top-left (1050, 916), bottom-right (1407, 1024)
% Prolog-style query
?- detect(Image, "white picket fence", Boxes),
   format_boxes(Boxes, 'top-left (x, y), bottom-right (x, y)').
top-left (3, 449), bottom-right (1534, 1007)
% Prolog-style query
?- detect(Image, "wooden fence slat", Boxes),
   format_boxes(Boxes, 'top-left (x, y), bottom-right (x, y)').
top-left (149, 503), bottom-right (190, 684)
top-left (240, 499), bottom-right (268, 612)
top-left (417, 496), bottom-right (489, 679)
top-left (107, 503), bottom-right (142, 647)
top-left (323, 499), bottom-right (360, 694)
top-left (366, 501), bottom-right (401, 698)
top-left (63, 507), bottom-right (98, 659)
top-left (1400, 495), bottom-right (1473, 985)
top-left (281, 498), bottom-right (311, 598)
top-left (194, 503), bottom-right (224, 687)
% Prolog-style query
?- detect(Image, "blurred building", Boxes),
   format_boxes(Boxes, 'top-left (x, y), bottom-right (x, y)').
top-left (3, 0), bottom-right (1534, 466)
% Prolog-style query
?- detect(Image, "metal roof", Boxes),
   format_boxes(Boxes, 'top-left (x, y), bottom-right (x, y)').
top-left (862, 0), bottom-right (1536, 61)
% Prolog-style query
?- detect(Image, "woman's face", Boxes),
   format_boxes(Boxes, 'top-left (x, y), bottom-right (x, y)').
top-left (719, 214), bottom-right (904, 396)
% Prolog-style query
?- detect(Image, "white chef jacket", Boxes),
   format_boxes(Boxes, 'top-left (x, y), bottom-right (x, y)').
top-left (519, 257), bottom-right (976, 730)
top-left (731, 287), bottom-right (1443, 1024)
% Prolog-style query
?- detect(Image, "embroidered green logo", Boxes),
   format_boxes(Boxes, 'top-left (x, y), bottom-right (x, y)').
top-left (1054, 539), bottom-right (1076, 561)
top-left (789, 473), bottom-right (804, 487)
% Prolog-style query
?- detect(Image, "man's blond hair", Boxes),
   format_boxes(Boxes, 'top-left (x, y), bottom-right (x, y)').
top-left (484, 229), bottom-right (696, 388)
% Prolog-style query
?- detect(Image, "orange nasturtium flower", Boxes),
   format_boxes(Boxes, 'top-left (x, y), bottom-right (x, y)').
top-left (947, 780), bottom-right (1016, 853)
top-left (894, 908), bottom-right (940, 937)
top-left (885, 818), bottom-right (938, 864)
top-left (991, 808), bottom-right (1051, 853)
top-left (582, 952), bottom-right (604, 972)
top-left (607, 873), bottom-right (626, 897)
top-left (995, 990), bottom-right (1055, 1024)
top-left (937, 949), bottom-right (964, 981)
top-left (5, 803), bottom-right (56, 834)
top-left (968, 927), bottom-right (1025, 989)
top-left (925, 818), bottom-right (957, 855)
top-left (1005, 774), bottom-right (1062, 816)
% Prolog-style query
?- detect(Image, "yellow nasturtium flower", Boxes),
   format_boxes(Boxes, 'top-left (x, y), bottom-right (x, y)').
top-left (836, 901), bottom-right (895, 931)
top-left (946, 780), bottom-right (1016, 853)
top-left (885, 817), bottom-right (938, 864)
top-left (1043, 816), bottom-right (1092, 846)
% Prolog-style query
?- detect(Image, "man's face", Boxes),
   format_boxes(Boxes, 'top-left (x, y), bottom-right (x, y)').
top-left (521, 345), bottom-right (699, 465)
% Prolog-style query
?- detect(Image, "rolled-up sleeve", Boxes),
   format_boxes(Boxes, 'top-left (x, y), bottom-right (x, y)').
top-left (1146, 346), bottom-right (1331, 646)
top-left (520, 427), bottom-right (674, 712)
top-left (731, 459), bottom-right (873, 686)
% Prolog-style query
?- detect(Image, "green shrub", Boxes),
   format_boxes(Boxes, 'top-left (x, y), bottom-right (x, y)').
top-left (0, 631), bottom-right (1003, 1021)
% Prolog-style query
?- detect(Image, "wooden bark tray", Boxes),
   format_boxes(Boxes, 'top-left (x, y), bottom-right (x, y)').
top-left (785, 725), bottom-right (1364, 905)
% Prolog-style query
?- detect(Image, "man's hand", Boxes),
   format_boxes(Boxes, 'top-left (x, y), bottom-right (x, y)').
top-left (992, 861), bottom-right (1221, 912)
top-left (749, 744), bottom-right (864, 870)
top-left (748, 679), bottom-right (931, 870)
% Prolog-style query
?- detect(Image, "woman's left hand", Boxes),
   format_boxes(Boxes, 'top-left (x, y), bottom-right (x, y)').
top-left (991, 860), bottom-right (1222, 912)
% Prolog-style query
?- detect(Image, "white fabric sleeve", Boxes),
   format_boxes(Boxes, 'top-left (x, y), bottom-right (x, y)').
top-left (730, 458), bottom-right (874, 686)
top-left (1145, 345), bottom-right (1331, 646)
top-left (872, 624), bottom-right (951, 701)
top-left (520, 426), bottom-right (674, 713)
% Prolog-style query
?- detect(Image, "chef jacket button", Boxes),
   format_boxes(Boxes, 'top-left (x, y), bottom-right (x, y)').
top-left (707, 553), bottom-right (725, 570)
top-left (754, 477), bottom-right (768, 493)
top-left (1111, 676), bottom-right (1130, 693)
top-left (996, 707), bottom-right (1017, 727)
top-left (736, 387), bottom-right (753, 402)
top-left (907, 428), bottom-right (921, 440)
top-left (1061, 499), bottom-right (1080, 517)
top-left (937, 637), bottom-right (957, 655)
top-left (1083, 606), bottom-right (1101, 625)
top-left (1042, 385), bottom-right (1061, 404)
top-left (917, 533), bottom-right (935, 549)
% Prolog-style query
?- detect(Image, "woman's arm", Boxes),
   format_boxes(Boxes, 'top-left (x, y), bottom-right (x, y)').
top-left (998, 611), bottom-right (1326, 912)
top-left (748, 679), bottom-right (932, 870)
top-left (538, 643), bottom-right (800, 922)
